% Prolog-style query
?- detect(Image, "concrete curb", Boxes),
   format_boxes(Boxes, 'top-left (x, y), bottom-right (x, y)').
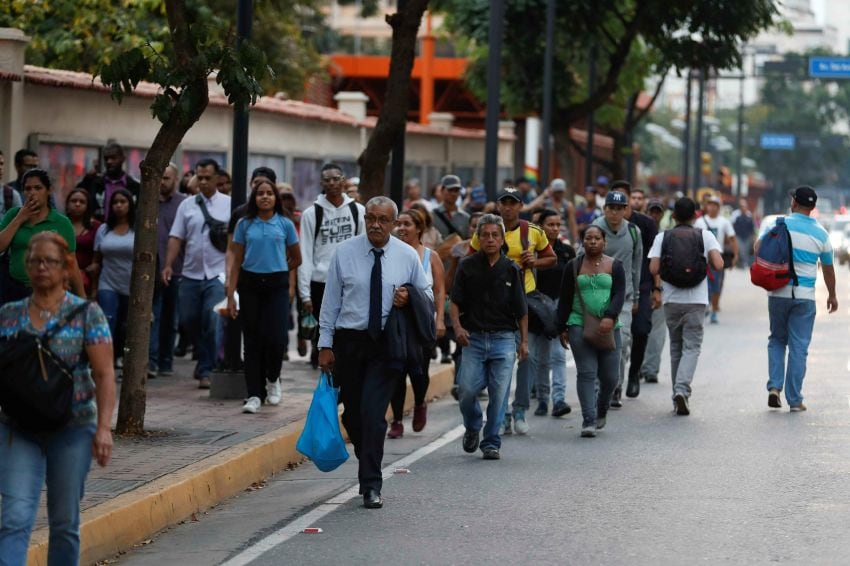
top-left (26, 365), bottom-right (456, 566)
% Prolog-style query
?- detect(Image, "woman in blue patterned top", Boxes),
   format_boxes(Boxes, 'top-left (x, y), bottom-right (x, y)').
top-left (0, 232), bottom-right (115, 564)
top-left (227, 180), bottom-right (301, 414)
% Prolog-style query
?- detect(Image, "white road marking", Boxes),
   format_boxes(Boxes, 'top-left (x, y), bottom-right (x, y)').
top-left (220, 424), bottom-right (466, 566)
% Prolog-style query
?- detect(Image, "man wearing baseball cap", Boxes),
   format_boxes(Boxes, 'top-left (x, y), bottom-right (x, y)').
top-left (592, 190), bottom-right (643, 408)
top-left (695, 194), bottom-right (738, 324)
top-left (755, 185), bottom-right (837, 412)
top-left (522, 178), bottom-right (579, 243)
top-left (595, 175), bottom-right (610, 210)
top-left (432, 174), bottom-right (470, 240)
top-left (468, 186), bottom-right (556, 435)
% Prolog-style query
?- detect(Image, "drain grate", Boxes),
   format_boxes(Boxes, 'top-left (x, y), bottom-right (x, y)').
top-left (86, 478), bottom-right (143, 494)
top-left (129, 429), bottom-right (245, 446)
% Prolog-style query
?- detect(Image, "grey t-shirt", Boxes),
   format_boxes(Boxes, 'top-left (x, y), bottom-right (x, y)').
top-left (94, 224), bottom-right (135, 295)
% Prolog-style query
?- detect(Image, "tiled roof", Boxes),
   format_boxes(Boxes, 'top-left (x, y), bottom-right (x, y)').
top-left (19, 65), bottom-right (509, 140)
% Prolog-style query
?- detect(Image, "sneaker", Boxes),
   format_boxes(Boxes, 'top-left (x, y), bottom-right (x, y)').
top-left (462, 428), bottom-right (480, 453)
top-left (768, 389), bottom-right (782, 409)
top-left (596, 416), bottom-right (607, 430)
top-left (387, 420), bottom-right (404, 438)
top-left (242, 396), bottom-right (261, 414)
top-left (450, 385), bottom-right (459, 401)
top-left (551, 401), bottom-right (572, 417)
top-left (790, 403), bottom-right (807, 412)
top-left (412, 403), bottom-right (427, 432)
top-left (147, 368), bottom-right (157, 380)
top-left (513, 410), bottom-right (529, 435)
top-left (266, 379), bottom-right (282, 406)
top-left (580, 425), bottom-right (597, 438)
top-left (610, 387), bottom-right (623, 409)
top-left (158, 370), bottom-right (174, 377)
top-left (710, 311), bottom-right (718, 324)
top-left (534, 402), bottom-right (548, 416)
top-left (643, 373), bottom-right (658, 384)
top-left (502, 415), bottom-right (513, 436)
top-left (440, 353), bottom-right (452, 364)
top-left (674, 393), bottom-right (690, 416)
top-left (198, 377), bottom-right (211, 389)
top-left (482, 448), bottom-right (501, 460)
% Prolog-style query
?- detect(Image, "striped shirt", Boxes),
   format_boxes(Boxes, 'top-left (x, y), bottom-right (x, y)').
top-left (759, 213), bottom-right (832, 301)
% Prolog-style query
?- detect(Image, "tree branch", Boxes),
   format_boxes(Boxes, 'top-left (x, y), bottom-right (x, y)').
top-left (627, 72), bottom-right (667, 130)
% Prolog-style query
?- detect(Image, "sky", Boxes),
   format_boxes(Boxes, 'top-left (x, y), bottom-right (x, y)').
top-left (812, 0), bottom-right (824, 24)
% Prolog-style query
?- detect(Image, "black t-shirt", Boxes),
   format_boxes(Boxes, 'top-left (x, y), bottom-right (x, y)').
top-left (537, 239), bottom-right (576, 300)
top-left (451, 252), bottom-right (528, 333)
top-left (628, 211), bottom-right (658, 289)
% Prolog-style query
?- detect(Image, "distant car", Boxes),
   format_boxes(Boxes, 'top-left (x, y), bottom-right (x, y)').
top-left (828, 215), bottom-right (850, 265)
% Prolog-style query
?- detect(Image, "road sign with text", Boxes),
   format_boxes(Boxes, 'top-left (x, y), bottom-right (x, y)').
top-left (760, 133), bottom-right (795, 150)
top-left (808, 57), bottom-right (850, 79)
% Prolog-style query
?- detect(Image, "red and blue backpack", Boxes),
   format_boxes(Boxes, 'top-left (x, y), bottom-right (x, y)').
top-left (750, 217), bottom-right (797, 291)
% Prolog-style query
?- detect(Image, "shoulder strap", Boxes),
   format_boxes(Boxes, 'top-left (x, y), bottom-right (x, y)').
top-left (313, 204), bottom-right (324, 241)
top-left (349, 202), bottom-right (359, 236)
top-left (572, 256), bottom-right (589, 313)
top-left (43, 301), bottom-right (90, 341)
top-left (628, 223), bottom-right (638, 251)
top-left (778, 217), bottom-right (798, 288)
top-left (519, 220), bottom-right (530, 251)
top-left (195, 194), bottom-right (215, 226)
top-left (433, 208), bottom-right (461, 237)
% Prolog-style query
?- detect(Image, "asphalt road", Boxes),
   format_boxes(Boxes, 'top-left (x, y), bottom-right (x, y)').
top-left (117, 270), bottom-right (850, 565)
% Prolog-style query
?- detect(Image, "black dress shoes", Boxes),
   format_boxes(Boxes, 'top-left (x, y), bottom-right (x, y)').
top-left (363, 489), bottom-right (383, 509)
top-left (626, 376), bottom-right (640, 398)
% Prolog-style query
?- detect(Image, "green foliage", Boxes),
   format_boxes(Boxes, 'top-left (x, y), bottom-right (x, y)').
top-left (437, 0), bottom-right (781, 125)
top-left (99, 0), bottom-right (272, 125)
top-left (1, 0), bottom-right (326, 99)
top-left (336, 0), bottom-right (382, 18)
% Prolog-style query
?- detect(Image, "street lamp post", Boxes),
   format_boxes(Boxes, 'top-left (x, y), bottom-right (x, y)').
top-left (231, 0), bottom-right (252, 209)
top-left (692, 68), bottom-right (706, 191)
top-left (682, 69), bottom-right (692, 192)
top-left (540, 0), bottom-right (555, 189)
top-left (484, 0), bottom-right (505, 200)
top-left (584, 42), bottom-right (597, 187)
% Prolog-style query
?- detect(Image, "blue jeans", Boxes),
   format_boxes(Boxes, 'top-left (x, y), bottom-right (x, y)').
top-left (458, 331), bottom-right (516, 451)
top-left (546, 336), bottom-right (568, 405)
top-left (149, 277), bottom-right (180, 373)
top-left (568, 326), bottom-right (622, 427)
top-left (0, 422), bottom-right (95, 566)
top-left (178, 277), bottom-right (225, 379)
top-left (767, 297), bottom-right (816, 406)
top-left (511, 331), bottom-right (547, 413)
top-left (528, 333), bottom-right (554, 405)
top-left (97, 289), bottom-right (129, 357)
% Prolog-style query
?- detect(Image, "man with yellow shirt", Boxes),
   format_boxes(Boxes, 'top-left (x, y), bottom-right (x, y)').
top-left (469, 187), bottom-right (555, 434)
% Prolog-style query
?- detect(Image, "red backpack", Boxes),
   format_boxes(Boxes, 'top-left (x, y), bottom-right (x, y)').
top-left (750, 217), bottom-right (797, 291)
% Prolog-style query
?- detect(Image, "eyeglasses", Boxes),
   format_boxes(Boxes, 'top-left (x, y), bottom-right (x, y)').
top-left (321, 175), bottom-right (344, 183)
top-left (364, 214), bottom-right (394, 225)
top-left (26, 257), bottom-right (64, 269)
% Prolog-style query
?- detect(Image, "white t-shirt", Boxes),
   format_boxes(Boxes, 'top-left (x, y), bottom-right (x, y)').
top-left (648, 228), bottom-right (721, 305)
top-left (694, 215), bottom-right (735, 248)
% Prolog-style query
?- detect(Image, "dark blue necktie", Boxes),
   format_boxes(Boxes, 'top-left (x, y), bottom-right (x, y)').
top-left (368, 248), bottom-right (384, 340)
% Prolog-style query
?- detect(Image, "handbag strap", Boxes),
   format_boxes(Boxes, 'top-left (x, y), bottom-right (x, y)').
top-left (572, 256), bottom-right (591, 316)
top-left (43, 301), bottom-right (90, 341)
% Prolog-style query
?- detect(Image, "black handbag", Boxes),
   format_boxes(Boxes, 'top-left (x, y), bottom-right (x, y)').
top-left (196, 195), bottom-right (228, 253)
top-left (526, 290), bottom-right (559, 338)
top-left (0, 302), bottom-right (89, 432)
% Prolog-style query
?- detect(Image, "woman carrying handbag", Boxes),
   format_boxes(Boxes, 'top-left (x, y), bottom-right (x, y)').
top-left (556, 225), bottom-right (626, 438)
top-left (0, 232), bottom-right (115, 565)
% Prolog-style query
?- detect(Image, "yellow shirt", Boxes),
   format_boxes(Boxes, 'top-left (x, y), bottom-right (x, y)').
top-left (470, 221), bottom-right (550, 293)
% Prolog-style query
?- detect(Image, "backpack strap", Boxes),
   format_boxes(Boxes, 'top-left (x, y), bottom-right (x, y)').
top-left (433, 208), bottom-right (461, 237)
top-left (777, 217), bottom-right (799, 295)
top-left (349, 201), bottom-right (360, 236)
top-left (313, 204), bottom-right (324, 242)
top-left (519, 220), bottom-right (530, 251)
top-left (628, 222), bottom-right (638, 252)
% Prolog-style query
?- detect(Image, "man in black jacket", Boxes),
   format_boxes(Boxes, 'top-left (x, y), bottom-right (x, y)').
top-left (451, 214), bottom-right (528, 460)
top-left (77, 142), bottom-right (140, 220)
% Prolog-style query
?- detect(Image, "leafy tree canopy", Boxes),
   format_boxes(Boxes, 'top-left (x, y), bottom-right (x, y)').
top-left (0, 0), bottom-right (327, 98)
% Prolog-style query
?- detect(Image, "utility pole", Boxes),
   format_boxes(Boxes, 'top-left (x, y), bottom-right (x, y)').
top-left (540, 0), bottom-right (555, 189)
top-left (735, 69), bottom-right (745, 197)
top-left (231, 0), bottom-right (252, 209)
top-left (692, 68), bottom-right (706, 191)
top-left (484, 0), bottom-right (505, 200)
top-left (682, 69), bottom-right (692, 192)
top-left (584, 42), bottom-right (597, 187)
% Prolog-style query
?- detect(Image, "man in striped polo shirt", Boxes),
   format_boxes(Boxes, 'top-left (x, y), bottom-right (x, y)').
top-left (756, 186), bottom-right (838, 412)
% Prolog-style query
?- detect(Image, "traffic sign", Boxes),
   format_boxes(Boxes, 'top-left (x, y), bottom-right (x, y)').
top-left (808, 57), bottom-right (850, 79)
top-left (760, 133), bottom-right (796, 150)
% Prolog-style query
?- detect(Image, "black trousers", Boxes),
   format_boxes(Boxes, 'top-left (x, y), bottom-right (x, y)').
top-left (238, 270), bottom-right (289, 401)
top-left (629, 286), bottom-right (653, 381)
top-left (333, 329), bottom-right (396, 494)
top-left (390, 346), bottom-right (431, 422)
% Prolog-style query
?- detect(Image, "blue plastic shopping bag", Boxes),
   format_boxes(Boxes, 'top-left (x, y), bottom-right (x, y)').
top-left (296, 372), bottom-right (349, 472)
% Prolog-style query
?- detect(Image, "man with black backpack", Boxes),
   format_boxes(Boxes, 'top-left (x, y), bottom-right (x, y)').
top-left (648, 197), bottom-right (723, 416)
top-left (298, 163), bottom-right (366, 368)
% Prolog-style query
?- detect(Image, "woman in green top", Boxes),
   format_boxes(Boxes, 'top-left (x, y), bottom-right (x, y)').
top-left (0, 169), bottom-right (85, 302)
top-left (556, 225), bottom-right (626, 438)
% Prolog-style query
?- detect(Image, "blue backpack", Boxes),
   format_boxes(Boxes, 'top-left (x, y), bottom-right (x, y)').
top-left (750, 217), bottom-right (797, 292)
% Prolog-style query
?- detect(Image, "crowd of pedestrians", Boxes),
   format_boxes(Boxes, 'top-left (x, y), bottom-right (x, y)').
top-left (0, 137), bottom-right (839, 563)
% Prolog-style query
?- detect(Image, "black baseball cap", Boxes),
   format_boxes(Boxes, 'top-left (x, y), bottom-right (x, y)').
top-left (647, 199), bottom-right (665, 211)
top-left (790, 185), bottom-right (817, 207)
top-left (441, 174), bottom-right (462, 189)
top-left (605, 191), bottom-right (628, 207)
top-left (497, 186), bottom-right (523, 202)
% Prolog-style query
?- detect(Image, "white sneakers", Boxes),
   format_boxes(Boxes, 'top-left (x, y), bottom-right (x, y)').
top-left (243, 380), bottom-right (282, 414)
top-left (242, 396), bottom-right (261, 414)
top-left (266, 380), bottom-right (282, 406)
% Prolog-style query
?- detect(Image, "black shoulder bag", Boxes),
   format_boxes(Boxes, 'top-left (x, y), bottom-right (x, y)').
top-left (0, 302), bottom-right (89, 432)
top-left (196, 195), bottom-right (229, 253)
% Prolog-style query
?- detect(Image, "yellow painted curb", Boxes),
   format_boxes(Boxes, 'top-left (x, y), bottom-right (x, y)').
top-left (26, 365), bottom-right (455, 566)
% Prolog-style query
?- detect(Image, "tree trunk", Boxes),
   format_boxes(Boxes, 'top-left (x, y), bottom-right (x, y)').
top-left (115, 0), bottom-right (210, 434)
top-left (357, 0), bottom-right (429, 201)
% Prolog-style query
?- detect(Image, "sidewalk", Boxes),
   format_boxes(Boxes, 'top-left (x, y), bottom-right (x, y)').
top-left (26, 336), bottom-right (456, 565)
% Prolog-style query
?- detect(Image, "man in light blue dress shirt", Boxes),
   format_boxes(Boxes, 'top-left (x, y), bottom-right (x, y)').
top-left (318, 197), bottom-right (432, 509)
